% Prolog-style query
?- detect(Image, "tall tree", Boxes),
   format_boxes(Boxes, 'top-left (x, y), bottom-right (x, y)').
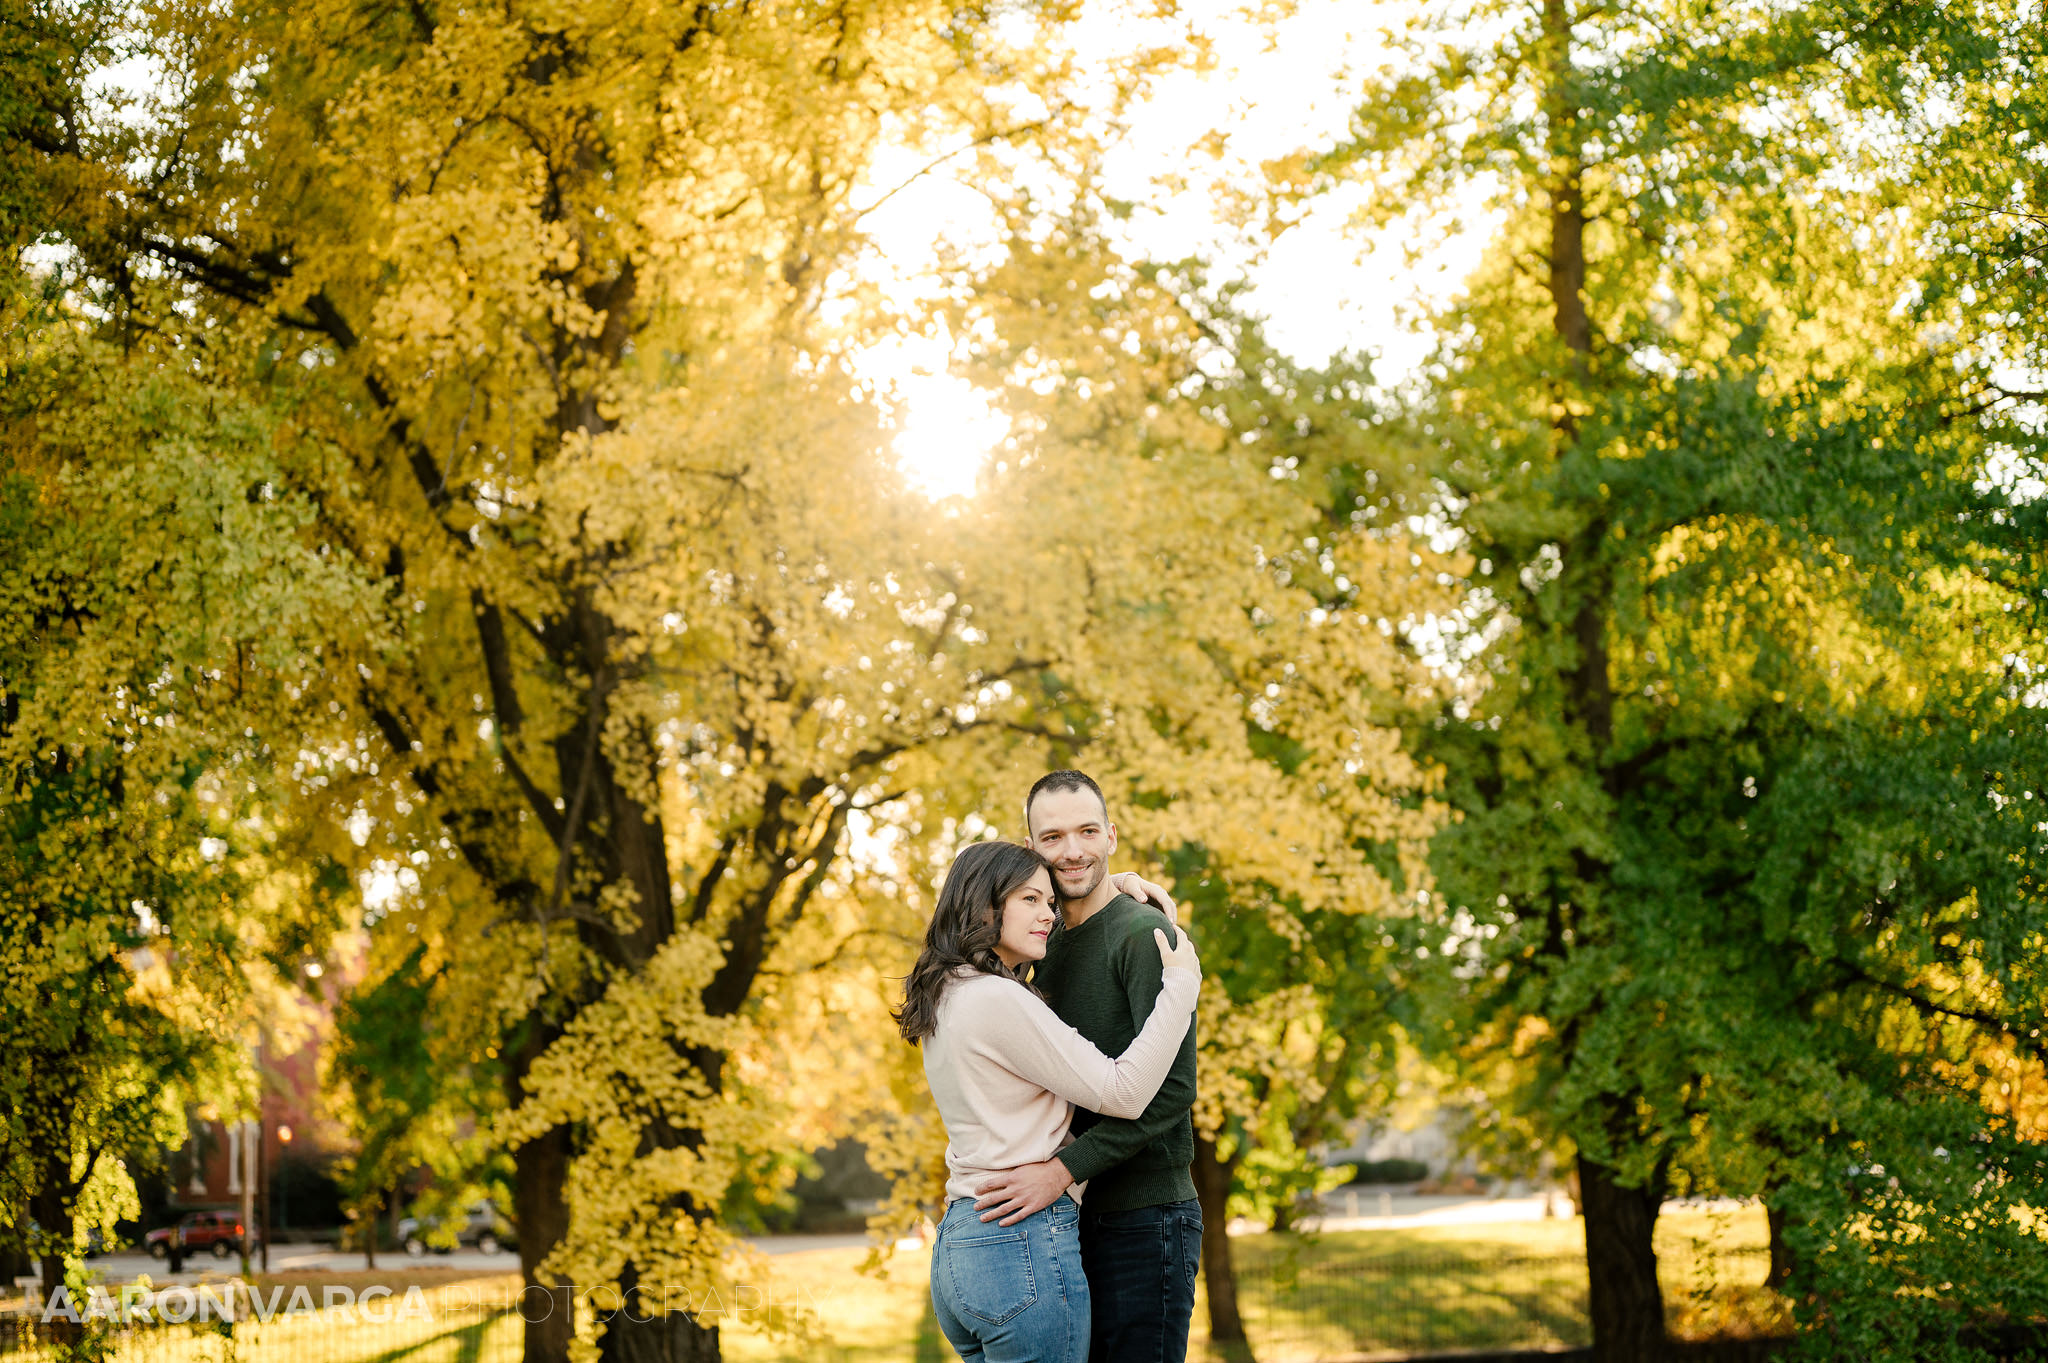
top-left (1305, 2), bottom-right (2048, 1357)
top-left (2, 3), bottom-right (1135, 1360)
top-left (328, 943), bottom-right (507, 1270)
top-left (0, 284), bottom-right (368, 1324)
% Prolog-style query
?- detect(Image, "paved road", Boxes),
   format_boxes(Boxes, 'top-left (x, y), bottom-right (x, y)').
top-left (1285, 1189), bottom-right (1750, 1235)
top-left (50, 1245), bottom-right (522, 1286)
top-left (1287, 1188), bottom-right (1566, 1232)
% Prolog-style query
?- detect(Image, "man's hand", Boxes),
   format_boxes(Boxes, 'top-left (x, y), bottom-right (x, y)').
top-left (973, 1158), bottom-right (1074, 1226)
top-left (1108, 871), bottom-right (1178, 925)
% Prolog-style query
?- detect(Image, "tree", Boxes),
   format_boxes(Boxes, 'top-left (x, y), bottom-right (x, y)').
top-left (1301, 2), bottom-right (2048, 1357)
top-left (328, 943), bottom-right (506, 1270)
top-left (0, 282), bottom-right (367, 1327)
top-left (2, 3), bottom-right (1140, 1360)
top-left (943, 208), bottom-right (1461, 1357)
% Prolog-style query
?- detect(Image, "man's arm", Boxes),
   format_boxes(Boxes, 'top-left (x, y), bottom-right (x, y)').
top-left (1052, 914), bottom-right (1196, 1187)
top-left (975, 912), bottom-right (1198, 1225)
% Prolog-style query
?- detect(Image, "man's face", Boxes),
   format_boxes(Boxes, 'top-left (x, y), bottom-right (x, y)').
top-left (1027, 787), bottom-right (1117, 903)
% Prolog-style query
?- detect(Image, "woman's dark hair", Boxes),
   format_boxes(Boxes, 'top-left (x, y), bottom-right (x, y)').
top-left (895, 840), bottom-right (1052, 1043)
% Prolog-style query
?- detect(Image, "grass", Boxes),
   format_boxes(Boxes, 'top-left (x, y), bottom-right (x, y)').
top-left (719, 1245), bottom-right (939, 1363)
top-left (718, 1205), bottom-right (1788, 1362)
top-left (1189, 1206), bottom-right (1782, 1362)
top-left (9, 1210), bottom-right (1787, 1363)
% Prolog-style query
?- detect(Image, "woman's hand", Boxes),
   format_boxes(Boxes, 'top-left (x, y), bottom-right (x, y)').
top-left (1110, 871), bottom-right (1179, 924)
top-left (1154, 926), bottom-right (1200, 981)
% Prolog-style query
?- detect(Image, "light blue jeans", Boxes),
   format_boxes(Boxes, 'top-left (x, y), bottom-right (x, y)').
top-left (930, 1193), bottom-right (1089, 1362)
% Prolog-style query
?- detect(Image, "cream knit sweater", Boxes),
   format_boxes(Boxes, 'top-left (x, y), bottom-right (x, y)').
top-left (923, 964), bottom-right (1199, 1205)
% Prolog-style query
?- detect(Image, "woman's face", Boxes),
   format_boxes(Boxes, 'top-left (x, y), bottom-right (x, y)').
top-left (992, 866), bottom-right (1057, 968)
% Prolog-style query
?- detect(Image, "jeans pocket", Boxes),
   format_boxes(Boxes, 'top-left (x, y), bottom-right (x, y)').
top-left (1177, 1210), bottom-right (1203, 1296)
top-left (944, 1228), bottom-right (1038, 1327)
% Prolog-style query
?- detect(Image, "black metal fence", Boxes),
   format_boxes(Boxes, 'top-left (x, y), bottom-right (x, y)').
top-left (0, 1301), bottom-right (523, 1363)
top-left (1226, 1252), bottom-right (1589, 1358)
top-left (0, 1246), bottom-right (1780, 1363)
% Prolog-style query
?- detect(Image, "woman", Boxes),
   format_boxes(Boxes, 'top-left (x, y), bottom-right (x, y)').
top-left (897, 840), bottom-right (1200, 1362)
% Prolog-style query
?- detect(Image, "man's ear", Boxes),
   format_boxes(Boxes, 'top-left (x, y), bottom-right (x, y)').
top-left (1104, 822), bottom-right (1118, 857)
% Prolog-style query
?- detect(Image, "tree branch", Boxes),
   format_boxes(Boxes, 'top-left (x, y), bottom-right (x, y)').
top-left (1838, 959), bottom-right (2040, 1058)
top-left (688, 835), bottom-right (739, 926)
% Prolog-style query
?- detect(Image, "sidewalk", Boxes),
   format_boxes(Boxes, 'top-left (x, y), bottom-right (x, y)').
top-left (1259, 1188), bottom-right (1751, 1236)
top-left (35, 1232), bottom-right (875, 1294)
top-left (1261, 1186), bottom-right (1571, 1234)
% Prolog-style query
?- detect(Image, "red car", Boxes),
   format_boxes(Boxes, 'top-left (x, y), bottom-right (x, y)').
top-left (146, 1210), bottom-right (257, 1260)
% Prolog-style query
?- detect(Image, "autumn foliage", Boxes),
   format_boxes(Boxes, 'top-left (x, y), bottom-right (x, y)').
top-left (3, 1), bottom-right (2047, 1362)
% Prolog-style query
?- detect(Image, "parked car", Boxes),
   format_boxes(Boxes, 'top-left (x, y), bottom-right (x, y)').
top-left (396, 1201), bottom-right (513, 1257)
top-left (146, 1210), bottom-right (258, 1260)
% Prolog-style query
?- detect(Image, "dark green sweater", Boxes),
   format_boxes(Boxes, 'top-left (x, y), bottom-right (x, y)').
top-left (1035, 893), bottom-right (1198, 1211)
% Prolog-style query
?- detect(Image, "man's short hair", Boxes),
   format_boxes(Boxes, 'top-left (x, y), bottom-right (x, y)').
top-left (1024, 769), bottom-right (1108, 828)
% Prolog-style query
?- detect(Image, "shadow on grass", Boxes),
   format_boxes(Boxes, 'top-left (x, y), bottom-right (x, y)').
top-left (359, 1315), bottom-right (510, 1363)
top-left (93, 1314), bottom-right (520, 1363)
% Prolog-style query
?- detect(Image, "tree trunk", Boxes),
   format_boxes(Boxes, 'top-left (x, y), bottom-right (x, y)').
top-left (1542, 0), bottom-right (1591, 370)
top-left (1765, 1200), bottom-right (1794, 1290)
top-left (1193, 1133), bottom-right (1253, 1361)
top-left (259, 1123), bottom-right (271, 1274)
top-left (597, 1265), bottom-right (720, 1363)
top-left (0, 1190), bottom-right (32, 1293)
top-left (597, 1046), bottom-right (727, 1363)
top-left (1541, 13), bottom-right (1655, 1358)
top-left (1578, 1153), bottom-right (1665, 1363)
top-left (29, 1161), bottom-right (77, 1345)
top-left (363, 1188), bottom-right (379, 1271)
top-left (0, 1242), bottom-right (29, 1290)
top-left (513, 1121), bottom-right (576, 1363)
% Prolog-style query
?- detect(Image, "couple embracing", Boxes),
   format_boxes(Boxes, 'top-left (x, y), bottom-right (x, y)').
top-left (896, 770), bottom-right (1204, 1363)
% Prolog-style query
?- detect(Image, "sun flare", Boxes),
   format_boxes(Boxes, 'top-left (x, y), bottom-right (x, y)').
top-left (843, 0), bottom-right (1496, 502)
top-left (856, 335), bottom-right (1010, 500)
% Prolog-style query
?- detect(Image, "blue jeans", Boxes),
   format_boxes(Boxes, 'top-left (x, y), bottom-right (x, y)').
top-left (930, 1194), bottom-right (1089, 1362)
top-left (1078, 1198), bottom-right (1202, 1363)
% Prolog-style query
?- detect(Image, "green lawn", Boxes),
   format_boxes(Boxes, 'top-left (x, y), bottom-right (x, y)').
top-left (720, 1245), bottom-right (938, 1363)
top-left (719, 1205), bottom-right (1787, 1362)
top-left (1200, 1206), bottom-right (1783, 1361)
top-left (17, 1211), bottom-right (1783, 1363)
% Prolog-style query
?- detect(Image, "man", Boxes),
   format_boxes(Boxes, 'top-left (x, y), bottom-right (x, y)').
top-left (974, 769), bottom-right (1201, 1363)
